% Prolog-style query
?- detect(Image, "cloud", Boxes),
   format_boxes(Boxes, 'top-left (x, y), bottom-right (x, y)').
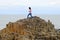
top-left (49, 0), bottom-right (60, 5)
top-left (0, 0), bottom-right (60, 7)
top-left (28, 0), bottom-right (60, 7)
top-left (0, 0), bottom-right (25, 6)
top-left (0, 0), bottom-right (60, 10)
top-left (0, 0), bottom-right (26, 10)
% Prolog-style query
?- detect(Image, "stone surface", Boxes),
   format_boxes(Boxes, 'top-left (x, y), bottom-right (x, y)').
top-left (0, 16), bottom-right (60, 40)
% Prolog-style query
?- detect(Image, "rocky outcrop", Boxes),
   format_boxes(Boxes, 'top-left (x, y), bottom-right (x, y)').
top-left (0, 16), bottom-right (60, 40)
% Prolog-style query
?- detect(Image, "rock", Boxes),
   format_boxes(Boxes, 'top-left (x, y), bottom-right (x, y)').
top-left (0, 16), bottom-right (60, 40)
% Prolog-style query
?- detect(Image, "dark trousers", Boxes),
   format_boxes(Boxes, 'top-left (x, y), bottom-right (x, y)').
top-left (27, 13), bottom-right (32, 18)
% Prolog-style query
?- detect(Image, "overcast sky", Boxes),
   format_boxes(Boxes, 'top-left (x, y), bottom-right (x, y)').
top-left (0, 0), bottom-right (60, 30)
top-left (0, 0), bottom-right (60, 14)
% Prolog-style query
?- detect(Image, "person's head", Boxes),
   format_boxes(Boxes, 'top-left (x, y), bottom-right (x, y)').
top-left (29, 7), bottom-right (31, 9)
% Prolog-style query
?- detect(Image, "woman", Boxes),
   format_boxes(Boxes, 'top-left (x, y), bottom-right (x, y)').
top-left (27, 7), bottom-right (32, 18)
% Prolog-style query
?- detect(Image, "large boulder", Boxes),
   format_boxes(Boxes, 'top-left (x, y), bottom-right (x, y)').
top-left (0, 16), bottom-right (59, 40)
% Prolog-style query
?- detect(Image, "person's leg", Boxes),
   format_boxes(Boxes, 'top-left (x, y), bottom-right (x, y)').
top-left (27, 13), bottom-right (30, 18)
top-left (30, 13), bottom-right (32, 18)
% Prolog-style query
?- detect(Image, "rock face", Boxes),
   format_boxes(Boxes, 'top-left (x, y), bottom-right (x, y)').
top-left (0, 16), bottom-right (60, 40)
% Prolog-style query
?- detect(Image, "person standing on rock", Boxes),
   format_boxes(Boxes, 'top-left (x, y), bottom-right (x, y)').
top-left (27, 7), bottom-right (32, 18)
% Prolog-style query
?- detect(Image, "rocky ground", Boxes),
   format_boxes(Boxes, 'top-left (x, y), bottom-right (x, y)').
top-left (0, 16), bottom-right (60, 40)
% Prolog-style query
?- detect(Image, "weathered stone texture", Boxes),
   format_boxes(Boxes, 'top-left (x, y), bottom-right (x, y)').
top-left (0, 16), bottom-right (60, 40)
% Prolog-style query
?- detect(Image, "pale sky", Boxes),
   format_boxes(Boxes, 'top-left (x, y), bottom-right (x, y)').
top-left (0, 0), bottom-right (60, 30)
top-left (0, 0), bottom-right (60, 6)
top-left (0, 0), bottom-right (60, 14)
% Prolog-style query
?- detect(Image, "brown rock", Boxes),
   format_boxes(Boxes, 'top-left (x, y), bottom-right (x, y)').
top-left (0, 16), bottom-right (60, 40)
